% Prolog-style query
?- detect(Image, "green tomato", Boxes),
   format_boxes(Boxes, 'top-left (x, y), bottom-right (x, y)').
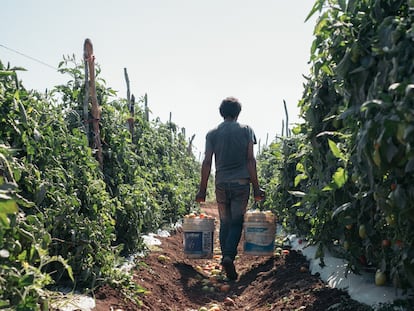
top-left (375, 270), bottom-right (386, 286)
top-left (332, 119), bottom-right (342, 129)
top-left (359, 224), bottom-right (367, 239)
top-left (386, 214), bottom-right (396, 226)
top-left (343, 241), bottom-right (350, 251)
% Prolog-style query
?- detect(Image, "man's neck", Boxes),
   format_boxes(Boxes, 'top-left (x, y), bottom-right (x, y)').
top-left (224, 117), bottom-right (237, 122)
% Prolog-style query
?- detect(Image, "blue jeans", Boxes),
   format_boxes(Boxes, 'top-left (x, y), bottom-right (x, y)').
top-left (215, 182), bottom-right (250, 261)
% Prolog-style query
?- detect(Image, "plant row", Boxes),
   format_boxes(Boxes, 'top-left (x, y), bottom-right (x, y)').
top-left (258, 0), bottom-right (414, 291)
top-left (0, 57), bottom-right (200, 309)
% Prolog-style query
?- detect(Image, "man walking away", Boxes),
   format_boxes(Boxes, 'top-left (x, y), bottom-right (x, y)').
top-left (196, 96), bottom-right (265, 281)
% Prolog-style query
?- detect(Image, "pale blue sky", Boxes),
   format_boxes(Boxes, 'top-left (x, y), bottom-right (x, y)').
top-left (1, 0), bottom-right (318, 158)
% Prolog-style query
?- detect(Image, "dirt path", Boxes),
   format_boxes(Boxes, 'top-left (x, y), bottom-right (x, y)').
top-left (93, 203), bottom-right (372, 310)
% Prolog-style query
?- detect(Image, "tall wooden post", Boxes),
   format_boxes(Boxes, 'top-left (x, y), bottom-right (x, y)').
top-left (124, 68), bottom-right (131, 111)
top-left (124, 68), bottom-right (135, 139)
top-left (144, 93), bottom-right (149, 122)
top-left (83, 39), bottom-right (103, 169)
top-left (130, 94), bottom-right (135, 141)
top-left (188, 134), bottom-right (195, 155)
top-left (283, 99), bottom-right (290, 137)
top-left (83, 55), bottom-right (90, 137)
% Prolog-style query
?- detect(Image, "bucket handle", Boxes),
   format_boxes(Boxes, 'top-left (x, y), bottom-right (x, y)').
top-left (250, 200), bottom-right (264, 211)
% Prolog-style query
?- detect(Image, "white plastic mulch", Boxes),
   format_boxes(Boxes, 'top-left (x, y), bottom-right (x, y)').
top-left (287, 233), bottom-right (413, 309)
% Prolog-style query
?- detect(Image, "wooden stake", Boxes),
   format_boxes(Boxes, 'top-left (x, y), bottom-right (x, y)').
top-left (144, 93), bottom-right (149, 121)
top-left (83, 55), bottom-right (90, 138)
top-left (124, 68), bottom-right (134, 138)
top-left (83, 38), bottom-right (103, 169)
top-left (130, 94), bottom-right (135, 141)
top-left (188, 134), bottom-right (195, 155)
top-left (124, 68), bottom-right (131, 110)
top-left (283, 99), bottom-right (289, 137)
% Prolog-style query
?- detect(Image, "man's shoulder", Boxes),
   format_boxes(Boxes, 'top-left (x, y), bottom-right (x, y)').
top-left (238, 123), bottom-right (255, 133)
top-left (206, 126), bottom-right (219, 136)
top-left (207, 121), bottom-right (227, 134)
top-left (238, 123), bottom-right (251, 129)
top-left (206, 126), bottom-right (220, 142)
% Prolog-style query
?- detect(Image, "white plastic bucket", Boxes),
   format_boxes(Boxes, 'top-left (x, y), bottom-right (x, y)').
top-left (182, 217), bottom-right (215, 259)
top-left (243, 210), bottom-right (276, 256)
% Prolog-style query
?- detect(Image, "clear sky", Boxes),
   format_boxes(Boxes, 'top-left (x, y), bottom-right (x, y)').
top-left (1, 0), bottom-right (317, 159)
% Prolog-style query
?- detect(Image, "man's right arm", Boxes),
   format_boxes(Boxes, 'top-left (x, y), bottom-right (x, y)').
top-left (196, 150), bottom-right (213, 202)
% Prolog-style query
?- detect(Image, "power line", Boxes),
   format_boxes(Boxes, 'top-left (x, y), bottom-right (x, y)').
top-left (0, 43), bottom-right (58, 71)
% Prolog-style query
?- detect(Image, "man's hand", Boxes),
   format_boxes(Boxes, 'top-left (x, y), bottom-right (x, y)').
top-left (254, 187), bottom-right (265, 202)
top-left (195, 190), bottom-right (206, 203)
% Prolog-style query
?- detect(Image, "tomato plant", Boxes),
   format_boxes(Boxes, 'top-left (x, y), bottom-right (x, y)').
top-left (258, 0), bottom-right (414, 290)
top-left (0, 53), bottom-right (200, 308)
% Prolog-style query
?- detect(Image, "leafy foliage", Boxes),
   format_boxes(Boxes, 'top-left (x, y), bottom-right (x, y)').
top-left (0, 55), bottom-right (200, 309)
top-left (258, 0), bottom-right (414, 290)
top-left (0, 66), bottom-right (73, 310)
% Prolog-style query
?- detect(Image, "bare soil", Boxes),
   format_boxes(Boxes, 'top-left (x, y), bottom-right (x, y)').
top-left (92, 203), bottom-right (372, 311)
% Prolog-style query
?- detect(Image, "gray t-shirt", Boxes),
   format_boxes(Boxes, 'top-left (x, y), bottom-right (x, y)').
top-left (205, 120), bottom-right (257, 184)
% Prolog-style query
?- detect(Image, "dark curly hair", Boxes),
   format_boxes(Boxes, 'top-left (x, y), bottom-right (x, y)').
top-left (219, 97), bottom-right (242, 118)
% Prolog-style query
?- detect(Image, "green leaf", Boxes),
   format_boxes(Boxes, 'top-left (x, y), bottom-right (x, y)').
top-left (315, 243), bottom-right (324, 259)
top-left (0, 199), bottom-right (18, 214)
top-left (0, 300), bottom-right (10, 308)
top-left (294, 174), bottom-right (308, 187)
top-left (0, 214), bottom-right (10, 228)
top-left (338, 0), bottom-right (346, 11)
top-left (18, 273), bottom-right (35, 287)
top-left (18, 228), bottom-right (35, 242)
top-left (335, 50), bottom-right (352, 78)
top-left (321, 63), bottom-right (334, 76)
top-left (45, 256), bottom-right (74, 282)
top-left (328, 139), bottom-right (346, 161)
top-left (385, 140), bottom-right (398, 163)
top-left (0, 182), bottom-right (18, 192)
top-left (332, 167), bottom-right (347, 188)
top-left (0, 70), bottom-right (16, 77)
top-left (292, 201), bottom-right (302, 207)
top-left (403, 260), bottom-right (414, 288)
top-left (305, 0), bottom-right (325, 22)
top-left (16, 99), bottom-right (28, 124)
top-left (388, 83), bottom-right (401, 91)
top-left (405, 159), bottom-right (414, 173)
top-left (322, 183), bottom-right (334, 191)
top-left (296, 162), bottom-right (306, 173)
top-left (360, 99), bottom-right (383, 112)
top-left (291, 124), bottom-right (303, 135)
top-left (288, 191), bottom-right (306, 197)
top-left (0, 193), bottom-right (11, 200)
top-left (332, 202), bottom-right (351, 218)
top-left (404, 125), bottom-right (414, 141)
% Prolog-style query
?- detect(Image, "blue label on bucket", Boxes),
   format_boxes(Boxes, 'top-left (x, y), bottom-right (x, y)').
top-left (243, 221), bottom-right (275, 255)
top-left (244, 241), bottom-right (274, 253)
top-left (246, 227), bottom-right (268, 233)
top-left (184, 232), bottom-right (203, 252)
top-left (184, 231), bottom-right (213, 255)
